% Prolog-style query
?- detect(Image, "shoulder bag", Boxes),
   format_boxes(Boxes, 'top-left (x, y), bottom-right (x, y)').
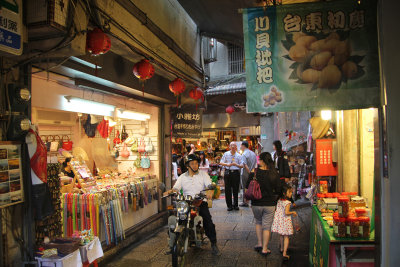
top-left (138, 138), bottom-right (146, 153)
top-left (121, 125), bottom-right (128, 142)
top-left (134, 154), bottom-right (141, 168)
top-left (140, 153), bottom-right (151, 169)
top-left (130, 138), bottom-right (138, 152)
top-left (62, 135), bottom-right (73, 151)
top-left (50, 135), bottom-right (61, 152)
top-left (244, 173), bottom-right (262, 200)
top-left (145, 137), bottom-right (153, 153)
top-left (120, 143), bottom-right (130, 158)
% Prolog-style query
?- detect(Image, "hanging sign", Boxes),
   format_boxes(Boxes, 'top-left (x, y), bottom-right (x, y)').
top-left (0, 0), bottom-right (22, 55)
top-left (171, 107), bottom-right (203, 139)
top-left (243, 0), bottom-right (380, 113)
top-left (316, 139), bottom-right (337, 176)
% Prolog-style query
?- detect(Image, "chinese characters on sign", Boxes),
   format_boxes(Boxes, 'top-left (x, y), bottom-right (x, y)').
top-left (255, 16), bottom-right (274, 84)
top-left (243, 0), bottom-right (380, 113)
top-left (316, 139), bottom-right (337, 176)
top-left (0, 0), bottom-right (22, 55)
top-left (283, 10), bottom-right (365, 33)
top-left (171, 108), bottom-right (203, 138)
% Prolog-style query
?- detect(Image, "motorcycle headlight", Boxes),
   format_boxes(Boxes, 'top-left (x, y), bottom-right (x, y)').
top-left (177, 201), bottom-right (189, 214)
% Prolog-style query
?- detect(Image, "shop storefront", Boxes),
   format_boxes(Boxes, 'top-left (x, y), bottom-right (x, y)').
top-left (30, 72), bottom-right (163, 255)
top-left (242, 0), bottom-right (382, 265)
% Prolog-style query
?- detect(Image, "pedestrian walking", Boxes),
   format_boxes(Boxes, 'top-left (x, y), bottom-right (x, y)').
top-left (198, 151), bottom-right (210, 173)
top-left (219, 142), bottom-right (243, 211)
top-left (246, 152), bottom-right (281, 256)
top-left (271, 185), bottom-right (298, 261)
top-left (240, 141), bottom-right (257, 207)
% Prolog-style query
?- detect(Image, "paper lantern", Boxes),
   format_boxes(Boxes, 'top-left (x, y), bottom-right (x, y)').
top-left (86, 28), bottom-right (111, 56)
top-left (226, 106), bottom-right (235, 115)
top-left (169, 78), bottom-right (186, 95)
top-left (189, 87), bottom-right (204, 101)
top-left (133, 59), bottom-right (155, 81)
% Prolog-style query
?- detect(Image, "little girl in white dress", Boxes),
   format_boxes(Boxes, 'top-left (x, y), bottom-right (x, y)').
top-left (271, 186), bottom-right (297, 260)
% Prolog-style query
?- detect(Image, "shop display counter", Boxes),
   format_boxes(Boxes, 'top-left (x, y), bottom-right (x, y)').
top-left (309, 206), bottom-right (375, 267)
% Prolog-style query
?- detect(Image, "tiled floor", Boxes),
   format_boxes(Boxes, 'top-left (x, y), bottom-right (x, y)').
top-left (104, 196), bottom-right (312, 267)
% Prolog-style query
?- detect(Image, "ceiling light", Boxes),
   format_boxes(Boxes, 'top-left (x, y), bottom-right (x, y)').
top-left (70, 56), bottom-right (102, 69)
top-left (321, 110), bottom-right (332, 120)
top-left (116, 109), bottom-right (150, 121)
top-left (63, 96), bottom-right (115, 117)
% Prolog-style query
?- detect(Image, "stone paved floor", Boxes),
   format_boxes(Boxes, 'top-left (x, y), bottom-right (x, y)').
top-left (104, 196), bottom-right (312, 267)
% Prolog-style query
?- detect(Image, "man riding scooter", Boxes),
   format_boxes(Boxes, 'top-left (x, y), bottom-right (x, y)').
top-left (165, 154), bottom-right (221, 256)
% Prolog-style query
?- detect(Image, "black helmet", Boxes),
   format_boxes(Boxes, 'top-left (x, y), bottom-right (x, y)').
top-left (185, 154), bottom-right (200, 166)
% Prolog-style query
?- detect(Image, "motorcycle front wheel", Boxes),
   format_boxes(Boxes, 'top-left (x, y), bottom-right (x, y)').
top-left (172, 232), bottom-right (187, 267)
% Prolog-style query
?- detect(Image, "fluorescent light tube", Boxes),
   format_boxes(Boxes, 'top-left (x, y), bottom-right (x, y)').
top-left (70, 56), bottom-right (102, 69)
top-left (62, 96), bottom-right (115, 117)
top-left (117, 109), bottom-right (150, 121)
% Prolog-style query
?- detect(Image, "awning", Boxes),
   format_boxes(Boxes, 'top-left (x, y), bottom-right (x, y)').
top-left (205, 82), bottom-right (246, 96)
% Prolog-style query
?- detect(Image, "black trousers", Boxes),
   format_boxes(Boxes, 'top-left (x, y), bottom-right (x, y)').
top-left (224, 170), bottom-right (241, 208)
top-left (199, 202), bottom-right (217, 243)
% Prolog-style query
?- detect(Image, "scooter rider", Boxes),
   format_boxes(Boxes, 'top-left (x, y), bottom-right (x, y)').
top-left (166, 154), bottom-right (221, 256)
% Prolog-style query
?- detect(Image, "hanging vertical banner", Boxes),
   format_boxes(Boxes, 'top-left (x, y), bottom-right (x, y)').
top-left (171, 107), bottom-right (203, 138)
top-left (243, 0), bottom-right (380, 113)
top-left (316, 139), bottom-right (337, 176)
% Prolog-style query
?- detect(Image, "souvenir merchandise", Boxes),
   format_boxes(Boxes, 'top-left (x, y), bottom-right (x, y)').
top-left (140, 153), bottom-right (151, 169)
top-left (138, 138), bottom-right (146, 153)
top-left (97, 119), bottom-right (110, 138)
top-left (120, 143), bottom-right (130, 158)
top-left (50, 135), bottom-right (61, 152)
top-left (130, 138), bottom-right (138, 152)
top-left (61, 135), bottom-right (73, 151)
top-left (35, 163), bottom-right (63, 246)
top-left (134, 153), bottom-right (141, 168)
top-left (121, 125), bottom-right (128, 142)
top-left (145, 137), bottom-right (154, 153)
top-left (83, 115), bottom-right (98, 138)
top-left (113, 130), bottom-right (121, 145)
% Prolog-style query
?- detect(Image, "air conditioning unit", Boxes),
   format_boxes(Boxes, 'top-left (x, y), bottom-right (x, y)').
top-left (32, 108), bottom-right (76, 126)
top-left (26, 0), bottom-right (88, 57)
top-left (202, 37), bottom-right (217, 64)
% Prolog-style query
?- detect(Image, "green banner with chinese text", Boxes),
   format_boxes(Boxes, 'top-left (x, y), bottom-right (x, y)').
top-left (243, 0), bottom-right (380, 113)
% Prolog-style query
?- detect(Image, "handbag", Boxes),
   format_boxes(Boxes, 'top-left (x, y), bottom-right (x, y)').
top-left (145, 137), bottom-right (153, 153)
top-left (124, 136), bottom-right (134, 146)
top-left (130, 138), bottom-right (138, 152)
top-left (134, 154), bottom-right (141, 168)
top-left (62, 135), bottom-right (73, 151)
top-left (120, 143), bottom-right (130, 158)
top-left (140, 153), bottom-right (151, 169)
top-left (244, 174), bottom-right (262, 200)
top-left (50, 135), bottom-right (61, 152)
top-left (43, 135), bottom-right (52, 152)
top-left (138, 138), bottom-right (145, 153)
top-left (121, 125), bottom-right (128, 142)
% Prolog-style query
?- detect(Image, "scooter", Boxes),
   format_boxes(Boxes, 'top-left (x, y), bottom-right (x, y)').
top-left (164, 185), bottom-right (214, 267)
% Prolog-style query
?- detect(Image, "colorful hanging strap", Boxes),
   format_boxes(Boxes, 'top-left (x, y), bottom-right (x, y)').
top-left (96, 194), bottom-right (100, 237)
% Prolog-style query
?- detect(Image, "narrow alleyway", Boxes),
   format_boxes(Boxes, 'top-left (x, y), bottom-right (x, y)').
top-left (104, 196), bottom-right (311, 267)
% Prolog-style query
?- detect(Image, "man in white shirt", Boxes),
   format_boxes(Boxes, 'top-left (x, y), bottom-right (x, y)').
top-left (219, 142), bottom-right (244, 211)
top-left (168, 154), bottom-right (221, 256)
top-left (240, 141), bottom-right (257, 207)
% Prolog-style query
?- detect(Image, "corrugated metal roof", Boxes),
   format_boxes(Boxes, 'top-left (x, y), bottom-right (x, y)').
top-left (205, 82), bottom-right (246, 96)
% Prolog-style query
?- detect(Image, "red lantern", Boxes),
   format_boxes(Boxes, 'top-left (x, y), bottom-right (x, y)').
top-left (169, 78), bottom-right (186, 106)
top-left (86, 28), bottom-right (111, 56)
top-left (189, 87), bottom-right (204, 101)
top-left (169, 78), bottom-right (186, 95)
top-left (226, 105), bottom-right (235, 115)
top-left (189, 87), bottom-right (204, 110)
top-left (133, 59), bottom-right (155, 81)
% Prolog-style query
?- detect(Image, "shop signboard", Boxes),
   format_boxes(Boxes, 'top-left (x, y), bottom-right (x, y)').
top-left (243, 0), bottom-right (380, 113)
top-left (316, 139), bottom-right (337, 176)
top-left (0, 0), bottom-right (23, 55)
top-left (0, 142), bottom-right (24, 208)
top-left (171, 107), bottom-right (203, 139)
